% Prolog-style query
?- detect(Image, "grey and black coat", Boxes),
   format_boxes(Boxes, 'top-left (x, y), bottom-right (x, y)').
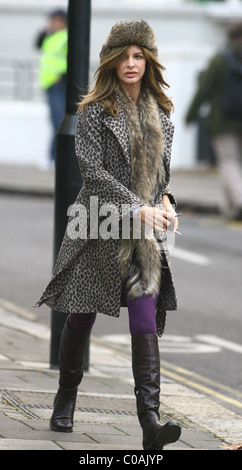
top-left (35, 87), bottom-right (178, 336)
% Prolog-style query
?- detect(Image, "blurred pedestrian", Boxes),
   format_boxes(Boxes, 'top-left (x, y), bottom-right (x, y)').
top-left (186, 23), bottom-right (242, 220)
top-left (35, 20), bottom-right (181, 449)
top-left (36, 9), bottom-right (67, 168)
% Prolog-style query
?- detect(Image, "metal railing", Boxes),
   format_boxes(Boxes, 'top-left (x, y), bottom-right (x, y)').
top-left (0, 58), bottom-right (97, 102)
top-left (0, 58), bottom-right (43, 101)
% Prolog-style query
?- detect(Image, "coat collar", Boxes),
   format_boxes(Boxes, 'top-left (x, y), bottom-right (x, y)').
top-left (102, 89), bottom-right (174, 169)
top-left (102, 90), bottom-right (131, 167)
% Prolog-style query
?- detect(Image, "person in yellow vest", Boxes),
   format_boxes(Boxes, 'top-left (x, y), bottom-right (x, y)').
top-left (36, 9), bottom-right (68, 167)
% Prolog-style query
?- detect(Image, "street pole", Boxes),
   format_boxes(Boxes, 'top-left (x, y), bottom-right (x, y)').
top-left (50, 0), bottom-right (91, 369)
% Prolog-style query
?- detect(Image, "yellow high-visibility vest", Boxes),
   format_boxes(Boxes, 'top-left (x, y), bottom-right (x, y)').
top-left (39, 29), bottom-right (68, 89)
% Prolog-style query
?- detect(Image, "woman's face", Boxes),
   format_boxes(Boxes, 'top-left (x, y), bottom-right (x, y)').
top-left (115, 45), bottom-right (146, 89)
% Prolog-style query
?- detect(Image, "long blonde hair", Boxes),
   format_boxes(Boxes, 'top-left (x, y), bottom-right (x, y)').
top-left (78, 45), bottom-right (174, 116)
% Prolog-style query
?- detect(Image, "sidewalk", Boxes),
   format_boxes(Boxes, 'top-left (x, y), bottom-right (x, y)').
top-left (0, 163), bottom-right (224, 213)
top-left (0, 308), bottom-right (242, 452)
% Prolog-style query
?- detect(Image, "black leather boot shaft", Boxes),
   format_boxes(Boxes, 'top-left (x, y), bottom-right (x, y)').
top-left (50, 317), bottom-right (90, 432)
top-left (132, 334), bottom-right (161, 421)
top-left (58, 318), bottom-right (89, 389)
top-left (132, 334), bottom-right (181, 449)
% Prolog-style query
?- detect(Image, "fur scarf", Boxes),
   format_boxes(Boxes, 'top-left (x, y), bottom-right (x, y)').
top-left (117, 85), bottom-right (166, 298)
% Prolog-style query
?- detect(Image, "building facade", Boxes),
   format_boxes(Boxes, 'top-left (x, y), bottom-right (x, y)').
top-left (0, 0), bottom-right (241, 167)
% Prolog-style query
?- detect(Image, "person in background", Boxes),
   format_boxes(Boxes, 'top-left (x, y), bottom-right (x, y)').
top-left (36, 9), bottom-right (68, 168)
top-left (185, 23), bottom-right (242, 221)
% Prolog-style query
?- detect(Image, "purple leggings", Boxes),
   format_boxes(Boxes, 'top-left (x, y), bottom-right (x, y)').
top-left (68, 292), bottom-right (158, 337)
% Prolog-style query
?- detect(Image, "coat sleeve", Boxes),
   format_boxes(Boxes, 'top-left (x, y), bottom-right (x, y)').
top-left (75, 103), bottom-right (144, 220)
top-left (159, 184), bottom-right (177, 208)
top-left (155, 108), bottom-right (177, 209)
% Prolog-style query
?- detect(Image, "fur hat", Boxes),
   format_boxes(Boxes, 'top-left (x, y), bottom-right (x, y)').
top-left (100, 20), bottom-right (158, 62)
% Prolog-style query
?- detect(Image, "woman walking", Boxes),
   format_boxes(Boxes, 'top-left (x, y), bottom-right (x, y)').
top-left (35, 20), bottom-right (181, 450)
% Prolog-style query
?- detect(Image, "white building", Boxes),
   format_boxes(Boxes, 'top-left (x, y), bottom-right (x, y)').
top-left (0, 0), bottom-right (242, 168)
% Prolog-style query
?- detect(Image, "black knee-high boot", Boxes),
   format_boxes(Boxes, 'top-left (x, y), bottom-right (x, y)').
top-left (132, 334), bottom-right (181, 450)
top-left (49, 317), bottom-right (90, 432)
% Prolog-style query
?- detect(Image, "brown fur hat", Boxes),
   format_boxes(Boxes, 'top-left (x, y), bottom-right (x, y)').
top-left (100, 20), bottom-right (158, 62)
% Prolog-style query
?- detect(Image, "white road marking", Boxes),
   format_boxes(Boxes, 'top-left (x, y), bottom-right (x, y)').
top-left (159, 339), bottom-right (220, 354)
top-left (102, 334), bottom-right (242, 355)
top-left (0, 298), bottom-right (36, 321)
top-left (101, 334), bottom-right (220, 354)
top-left (0, 354), bottom-right (8, 361)
top-left (196, 335), bottom-right (242, 354)
top-left (0, 307), bottom-right (50, 340)
top-left (170, 247), bottom-right (211, 266)
top-left (15, 361), bottom-right (50, 369)
top-left (159, 334), bottom-right (220, 354)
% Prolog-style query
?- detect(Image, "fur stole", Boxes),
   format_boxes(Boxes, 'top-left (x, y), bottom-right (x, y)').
top-left (117, 85), bottom-right (166, 298)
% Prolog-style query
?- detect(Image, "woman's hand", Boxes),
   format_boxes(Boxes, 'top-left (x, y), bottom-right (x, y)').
top-left (137, 195), bottom-right (178, 233)
top-left (138, 205), bottom-right (175, 233)
top-left (162, 194), bottom-right (179, 231)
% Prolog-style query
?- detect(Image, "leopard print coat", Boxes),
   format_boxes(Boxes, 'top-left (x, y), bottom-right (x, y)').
top-left (35, 90), bottom-right (177, 336)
